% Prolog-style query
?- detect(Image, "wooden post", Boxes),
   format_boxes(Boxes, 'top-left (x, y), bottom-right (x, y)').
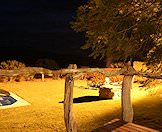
top-left (67, 64), bottom-right (77, 69)
top-left (64, 74), bottom-right (77, 132)
top-left (121, 64), bottom-right (135, 122)
top-left (121, 75), bottom-right (134, 122)
top-left (42, 73), bottom-right (44, 81)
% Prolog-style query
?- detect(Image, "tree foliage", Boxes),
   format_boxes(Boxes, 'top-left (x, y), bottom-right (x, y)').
top-left (72, 0), bottom-right (162, 64)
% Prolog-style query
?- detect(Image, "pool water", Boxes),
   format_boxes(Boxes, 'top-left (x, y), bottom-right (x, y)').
top-left (0, 96), bottom-right (17, 106)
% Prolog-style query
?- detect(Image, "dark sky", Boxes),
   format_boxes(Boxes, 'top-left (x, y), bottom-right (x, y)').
top-left (0, 0), bottom-right (104, 67)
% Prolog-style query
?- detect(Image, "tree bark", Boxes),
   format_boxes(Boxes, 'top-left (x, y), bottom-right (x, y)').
top-left (121, 74), bottom-right (134, 122)
top-left (64, 74), bottom-right (77, 132)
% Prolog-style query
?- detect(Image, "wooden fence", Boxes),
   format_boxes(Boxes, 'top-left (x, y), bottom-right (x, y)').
top-left (0, 66), bottom-right (161, 132)
top-left (0, 67), bottom-right (161, 80)
top-left (63, 66), bottom-right (161, 132)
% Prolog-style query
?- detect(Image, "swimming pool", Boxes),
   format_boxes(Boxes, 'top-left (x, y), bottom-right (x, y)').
top-left (0, 95), bottom-right (17, 106)
top-left (0, 92), bottom-right (30, 109)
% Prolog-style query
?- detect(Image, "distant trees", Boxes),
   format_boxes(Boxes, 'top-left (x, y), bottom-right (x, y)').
top-left (35, 58), bottom-right (59, 70)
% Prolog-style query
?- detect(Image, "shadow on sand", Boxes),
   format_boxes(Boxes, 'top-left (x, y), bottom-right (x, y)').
top-left (59, 96), bottom-right (111, 103)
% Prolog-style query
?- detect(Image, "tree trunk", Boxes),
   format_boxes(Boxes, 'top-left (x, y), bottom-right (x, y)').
top-left (121, 74), bottom-right (134, 122)
top-left (64, 74), bottom-right (77, 132)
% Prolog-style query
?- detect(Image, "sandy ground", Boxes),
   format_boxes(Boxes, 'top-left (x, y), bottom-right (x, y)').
top-left (0, 79), bottom-right (162, 132)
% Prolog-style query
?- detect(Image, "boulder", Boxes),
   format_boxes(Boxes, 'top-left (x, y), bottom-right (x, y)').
top-left (99, 88), bottom-right (114, 99)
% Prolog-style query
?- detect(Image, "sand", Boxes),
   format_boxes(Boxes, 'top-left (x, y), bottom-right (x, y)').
top-left (0, 79), bottom-right (161, 132)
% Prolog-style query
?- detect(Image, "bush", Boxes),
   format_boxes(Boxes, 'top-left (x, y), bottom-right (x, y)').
top-left (35, 58), bottom-right (59, 70)
top-left (0, 60), bottom-right (26, 70)
top-left (86, 71), bottom-right (106, 87)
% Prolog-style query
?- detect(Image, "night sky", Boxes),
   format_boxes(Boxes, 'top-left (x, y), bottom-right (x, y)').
top-left (0, 0), bottom-right (105, 67)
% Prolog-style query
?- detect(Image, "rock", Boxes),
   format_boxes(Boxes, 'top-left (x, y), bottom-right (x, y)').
top-left (99, 88), bottom-right (114, 99)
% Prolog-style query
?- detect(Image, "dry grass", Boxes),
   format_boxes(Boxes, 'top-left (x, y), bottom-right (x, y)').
top-left (0, 79), bottom-right (161, 132)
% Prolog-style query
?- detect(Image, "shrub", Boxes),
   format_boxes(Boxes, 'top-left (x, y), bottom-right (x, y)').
top-left (86, 71), bottom-right (106, 87)
top-left (0, 60), bottom-right (26, 70)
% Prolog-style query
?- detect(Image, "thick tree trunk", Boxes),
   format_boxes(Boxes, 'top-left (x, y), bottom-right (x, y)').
top-left (121, 74), bottom-right (134, 122)
top-left (64, 74), bottom-right (77, 132)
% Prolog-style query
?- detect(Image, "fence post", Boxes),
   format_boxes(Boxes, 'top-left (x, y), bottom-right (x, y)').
top-left (64, 73), bottom-right (77, 132)
top-left (42, 73), bottom-right (44, 81)
top-left (121, 64), bottom-right (134, 122)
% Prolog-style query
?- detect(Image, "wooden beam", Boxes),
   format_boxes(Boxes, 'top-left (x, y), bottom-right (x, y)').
top-left (0, 67), bottom-right (161, 79)
top-left (137, 72), bottom-right (162, 79)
